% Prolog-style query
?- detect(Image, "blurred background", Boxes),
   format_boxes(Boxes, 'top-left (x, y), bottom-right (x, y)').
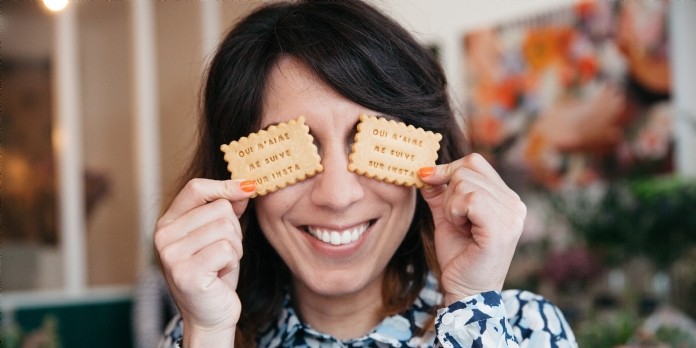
top-left (2, 0), bottom-right (695, 347)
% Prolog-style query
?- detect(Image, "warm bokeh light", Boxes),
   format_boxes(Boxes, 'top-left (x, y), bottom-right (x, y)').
top-left (43, 0), bottom-right (68, 12)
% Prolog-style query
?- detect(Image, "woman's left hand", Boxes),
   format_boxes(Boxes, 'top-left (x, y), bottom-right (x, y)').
top-left (419, 153), bottom-right (526, 305)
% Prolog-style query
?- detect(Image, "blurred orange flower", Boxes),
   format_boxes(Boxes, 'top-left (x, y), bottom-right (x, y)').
top-left (522, 27), bottom-right (573, 71)
top-left (577, 55), bottom-right (598, 83)
top-left (574, 1), bottom-right (598, 18)
top-left (471, 114), bottom-right (505, 147)
top-left (476, 77), bottom-right (523, 110)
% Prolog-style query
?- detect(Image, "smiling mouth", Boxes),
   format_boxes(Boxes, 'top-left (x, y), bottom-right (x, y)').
top-left (306, 221), bottom-right (371, 246)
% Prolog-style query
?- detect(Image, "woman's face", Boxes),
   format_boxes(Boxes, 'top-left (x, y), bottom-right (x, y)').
top-left (255, 57), bottom-right (417, 300)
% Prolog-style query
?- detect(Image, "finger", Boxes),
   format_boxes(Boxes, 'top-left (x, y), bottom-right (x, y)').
top-left (155, 199), bottom-right (242, 250)
top-left (443, 178), bottom-right (491, 231)
top-left (419, 153), bottom-right (505, 188)
top-left (447, 180), bottom-right (526, 244)
top-left (443, 187), bottom-right (471, 228)
top-left (451, 165), bottom-right (519, 205)
top-left (420, 155), bottom-right (510, 207)
top-left (443, 183), bottom-right (498, 237)
top-left (159, 179), bottom-right (255, 227)
top-left (194, 240), bottom-right (240, 288)
top-left (158, 216), bottom-right (243, 267)
top-left (170, 240), bottom-right (239, 292)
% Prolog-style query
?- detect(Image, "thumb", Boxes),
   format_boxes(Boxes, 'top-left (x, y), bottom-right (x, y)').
top-left (418, 164), bottom-right (455, 186)
top-left (418, 166), bottom-right (470, 234)
top-left (418, 166), bottom-right (447, 209)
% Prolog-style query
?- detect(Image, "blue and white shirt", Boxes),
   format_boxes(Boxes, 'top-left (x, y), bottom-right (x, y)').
top-left (159, 274), bottom-right (577, 347)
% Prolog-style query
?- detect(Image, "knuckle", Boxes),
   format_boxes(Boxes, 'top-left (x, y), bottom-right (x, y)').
top-left (153, 231), bottom-right (165, 251)
top-left (464, 153), bottom-right (487, 169)
top-left (185, 178), bottom-right (207, 196)
top-left (153, 226), bottom-right (173, 252)
top-left (453, 180), bottom-right (468, 194)
top-left (463, 190), bottom-right (478, 205)
top-left (158, 244), bottom-right (177, 265)
top-left (155, 216), bottom-right (167, 230)
top-left (462, 154), bottom-right (477, 167)
top-left (449, 166), bottom-right (467, 182)
top-left (453, 181), bottom-right (474, 202)
top-left (217, 240), bottom-right (235, 256)
top-left (215, 216), bottom-right (237, 232)
top-left (469, 152), bottom-right (485, 162)
top-left (211, 199), bottom-right (234, 216)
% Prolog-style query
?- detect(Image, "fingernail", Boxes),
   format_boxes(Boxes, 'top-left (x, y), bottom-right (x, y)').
top-left (240, 180), bottom-right (256, 193)
top-left (418, 167), bottom-right (434, 177)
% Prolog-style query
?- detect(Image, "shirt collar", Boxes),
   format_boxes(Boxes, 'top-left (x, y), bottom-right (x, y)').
top-left (258, 273), bottom-right (442, 347)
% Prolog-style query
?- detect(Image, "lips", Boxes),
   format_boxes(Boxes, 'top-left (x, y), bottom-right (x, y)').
top-left (306, 222), bottom-right (370, 246)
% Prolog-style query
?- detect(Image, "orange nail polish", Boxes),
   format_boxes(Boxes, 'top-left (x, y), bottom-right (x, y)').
top-left (240, 180), bottom-right (256, 193)
top-left (418, 167), bottom-right (434, 177)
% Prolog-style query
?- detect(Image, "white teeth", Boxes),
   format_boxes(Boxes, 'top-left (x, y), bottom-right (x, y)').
top-left (341, 231), bottom-right (351, 244)
top-left (307, 222), bottom-right (369, 246)
top-left (351, 228), bottom-right (359, 240)
top-left (330, 232), bottom-right (341, 245)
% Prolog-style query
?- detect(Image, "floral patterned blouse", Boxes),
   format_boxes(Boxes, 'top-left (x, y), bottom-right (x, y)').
top-left (159, 274), bottom-right (577, 347)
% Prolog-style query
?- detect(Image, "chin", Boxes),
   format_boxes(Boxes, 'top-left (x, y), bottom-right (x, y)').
top-left (295, 265), bottom-right (382, 298)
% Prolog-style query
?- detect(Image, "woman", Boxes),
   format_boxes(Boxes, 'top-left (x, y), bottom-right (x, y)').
top-left (156, 1), bottom-right (577, 347)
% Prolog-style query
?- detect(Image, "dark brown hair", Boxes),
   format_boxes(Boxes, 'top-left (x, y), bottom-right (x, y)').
top-left (177, 0), bottom-right (467, 345)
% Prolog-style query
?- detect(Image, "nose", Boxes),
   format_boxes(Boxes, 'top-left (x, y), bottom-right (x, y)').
top-left (310, 145), bottom-right (364, 210)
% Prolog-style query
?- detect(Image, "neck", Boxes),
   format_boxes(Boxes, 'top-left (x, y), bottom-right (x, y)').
top-left (292, 274), bottom-right (384, 340)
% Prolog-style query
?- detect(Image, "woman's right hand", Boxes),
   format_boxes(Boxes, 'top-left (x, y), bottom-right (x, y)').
top-left (154, 178), bottom-right (255, 347)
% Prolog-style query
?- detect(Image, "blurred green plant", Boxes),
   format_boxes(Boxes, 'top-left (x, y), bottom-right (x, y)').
top-left (576, 311), bottom-right (638, 347)
top-left (653, 326), bottom-right (696, 347)
top-left (553, 176), bottom-right (696, 269)
top-left (577, 310), bottom-right (696, 347)
top-left (0, 315), bottom-right (61, 348)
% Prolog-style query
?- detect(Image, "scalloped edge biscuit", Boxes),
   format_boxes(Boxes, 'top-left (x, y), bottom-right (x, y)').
top-left (348, 114), bottom-right (441, 188)
top-left (220, 116), bottom-right (323, 196)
